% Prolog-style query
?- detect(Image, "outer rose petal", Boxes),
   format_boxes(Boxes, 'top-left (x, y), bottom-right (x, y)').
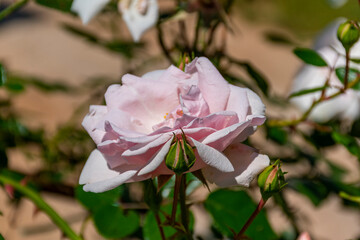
top-left (202, 143), bottom-right (270, 187)
top-left (82, 105), bottom-right (107, 144)
top-left (137, 136), bottom-right (174, 175)
top-left (79, 149), bottom-right (137, 192)
top-left (191, 138), bottom-right (234, 172)
top-left (187, 57), bottom-right (230, 113)
top-left (71, 0), bottom-right (110, 24)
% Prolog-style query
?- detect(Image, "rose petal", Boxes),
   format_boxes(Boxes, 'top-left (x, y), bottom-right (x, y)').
top-left (104, 75), bottom-right (180, 133)
top-left (191, 57), bottom-right (230, 113)
top-left (203, 143), bottom-right (270, 187)
top-left (191, 138), bottom-right (234, 172)
top-left (244, 88), bottom-right (266, 117)
top-left (137, 135), bottom-right (174, 175)
top-left (225, 85), bottom-right (250, 121)
top-left (184, 111), bottom-right (239, 131)
top-left (79, 149), bottom-right (138, 192)
top-left (71, 0), bottom-right (110, 24)
top-left (180, 86), bottom-right (210, 117)
top-left (122, 133), bottom-right (172, 156)
top-left (200, 120), bottom-right (252, 151)
top-left (82, 105), bottom-right (107, 144)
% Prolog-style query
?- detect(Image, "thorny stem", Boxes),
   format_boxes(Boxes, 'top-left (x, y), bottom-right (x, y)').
top-left (0, 0), bottom-right (28, 22)
top-left (0, 175), bottom-right (82, 240)
top-left (155, 212), bottom-right (166, 240)
top-left (170, 174), bottom-right (182, 224)
top-left (235, 198), bottom-right (267, 240)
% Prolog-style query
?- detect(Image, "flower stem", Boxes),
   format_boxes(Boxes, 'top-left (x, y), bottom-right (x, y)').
top-left (0, 174), bottom-right (82, 240)
top-left (170, 174), bottom-right (182, 224)
top-left (155, 212), bottom-right (166, 240)
top-left (343, 50), bottom-right (350, 89)
top-left (234, 198), bottom-right (267, 240)
top-left (0, 0), bottom-right (29, 22)
top-left (179, 174), bottom-right (192, 239)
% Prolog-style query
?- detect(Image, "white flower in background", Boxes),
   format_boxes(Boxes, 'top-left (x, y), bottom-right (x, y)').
top-left (118, 0), bottom-right (159, 42)
top-left (71, 0), bottom-right (111, 25)
top-left (71, 0), bottom-right (158, 42)
top-left (290, 19), bottom-right (360, 122)
top-left (327, 0), bottom-right (348, 8)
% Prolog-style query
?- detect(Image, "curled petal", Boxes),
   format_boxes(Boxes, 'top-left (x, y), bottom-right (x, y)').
top-left (82, 105), bottom-right (107, 144)
top-left (137, 136), bottom-right (174, 175)
top-left (187, 57), bottom-right (230, 113)
top-left (203, 143), bottom-right (270, 187)
top-left (79, 149), bottom-right (137, 192)
top-left (191, 138), bottom-right (234, 172)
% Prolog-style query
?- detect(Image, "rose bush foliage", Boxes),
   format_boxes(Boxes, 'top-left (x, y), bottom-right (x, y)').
top-left (80, 57), bottom-right (269, 192)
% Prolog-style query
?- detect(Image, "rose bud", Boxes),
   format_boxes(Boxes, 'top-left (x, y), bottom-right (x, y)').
top-left (165, 131), bottom-right (196, 174)
top-left (337, 20), bottom-right (360, 51)
top-left (257, 160), bottom-right (286, 200)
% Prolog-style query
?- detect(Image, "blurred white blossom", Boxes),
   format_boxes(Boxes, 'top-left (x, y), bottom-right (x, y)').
top-left (291, 19), bottom-right (360, 122)
top-left (71, 0), bottom-right (158, 42)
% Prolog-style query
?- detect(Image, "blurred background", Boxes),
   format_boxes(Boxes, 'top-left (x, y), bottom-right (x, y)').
top-left (0, 0), bottom-right (360, 239)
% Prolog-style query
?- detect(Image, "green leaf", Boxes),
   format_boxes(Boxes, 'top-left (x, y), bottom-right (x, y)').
top-left (0, 233), bottom-right (4, 240)
top-left (143, 204), bottom-right (194, 240)
top-left (332, 131), bottom-right (360, 160)
top-left (4, 81), bottom-right (25, 92)
top-left (204, 189), bottom-right (277, 239)
top-left (350, 58), bottom-right (360, 64)
top-left (35, 0), bottom-right (73, 12)
top-left (264, 31), bottom-right (294, 45)
top-left (293, 48), bottom-right (328, 67)
top-left (0, 64), bottom-right (6, 86)
top-left (289, 86), bottom-right (327, 98)
top-left (288, 178), bottom-right (329, 206)
top-left (143, 211), bottom-right (177, 240)
top-left (62, 24), bottom-right (144, 58)
top-left (5, 75), bottom-right (70, 93)
top-left (75, 185), bottom-right (123, 212)
top-left (350, 119), bottom-right (360, 137)
top-left (266, 126), bottom-right (288, 145)
top-left (93, 204), bottom-right (140, 239)
top-left (0, 149), bottom-right (8, 169)
top-left (242, 63), bottom-right (269, 96)
top-left (335, 67), bottom-right (360, 90)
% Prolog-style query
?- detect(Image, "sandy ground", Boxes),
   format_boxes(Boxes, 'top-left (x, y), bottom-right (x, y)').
top-left (0, 1), bottom-right (360, 240)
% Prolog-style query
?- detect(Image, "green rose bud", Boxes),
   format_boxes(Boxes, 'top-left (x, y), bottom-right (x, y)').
top-left (165, 130), bottom-right (196, 174)
top-left (257, 160), bottom-right (286, 200)
top-left (337, 20), bottom-right (360, 51)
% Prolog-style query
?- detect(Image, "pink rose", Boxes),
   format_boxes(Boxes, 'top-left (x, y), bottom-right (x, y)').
top-left (79, 57), bottom-right (270, 192)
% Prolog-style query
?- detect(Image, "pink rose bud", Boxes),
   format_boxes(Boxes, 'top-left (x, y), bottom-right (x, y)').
top-left (257, 160), bottom-right (286, 200)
